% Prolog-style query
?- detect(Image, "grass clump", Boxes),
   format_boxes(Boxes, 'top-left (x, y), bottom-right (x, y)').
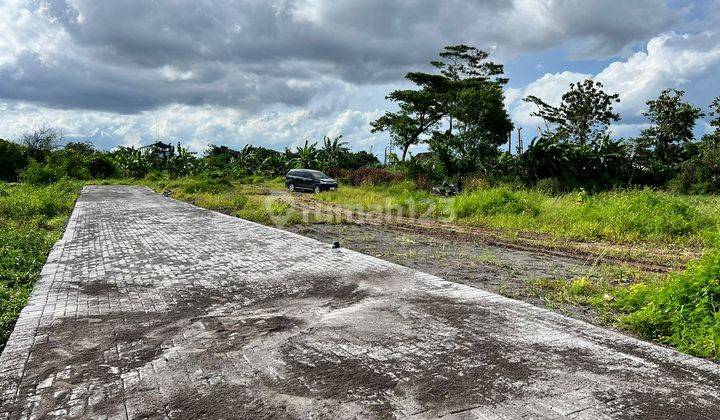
top-left (452, 187), bottom-right (541, 218)
top-left (317, 181), bottom-right (443, 218)
top-left (614, 248), bottom-right (720, 358)
top-left (0, 180), bottom-right (80, 351)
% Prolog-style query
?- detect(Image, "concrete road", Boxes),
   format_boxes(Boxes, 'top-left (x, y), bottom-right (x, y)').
top-left (1, 186), bottom-right (719, 419)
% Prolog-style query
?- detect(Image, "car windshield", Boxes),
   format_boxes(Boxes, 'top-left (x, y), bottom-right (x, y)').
top-left (308, 170), bottom-right (330, 179)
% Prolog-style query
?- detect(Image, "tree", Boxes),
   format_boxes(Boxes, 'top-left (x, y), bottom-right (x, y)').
top-left (318, 135), bottom-right (349, 169)
top-left (204, 144), bottom-right (239, 170)
top-left (371, 90), bottom-right (442, 161)
top-left (425, 46), bottom-right (513, 176)
top-left (260, 154), bottom-right (287, 176)
top-left (111, 146), bottom-right (150, 178)
top-left (167, 143), bottom-right (198, 178)
top-left (672, 96), bottom-right (720, 193)
top-left (290, 140), bottom-right (318, 168)
top-left (641, 89), bottom-right (703, 161)
top-left (64, 141), bottom-right (96, 156)
top-left (341, 150), bottom-right (380, 169)
top-left (524, 79), bottom-right (620, 144)
top-left (709, 96), bottom-right (720, 132)
top-left (20, 125), bottom-right (62, 162)
top-left (429, 82), bottom-right (513, 176)
top-left (374, 44), bottom-right (513, 177)
top-left (632, 89), bottom-right (703, 185)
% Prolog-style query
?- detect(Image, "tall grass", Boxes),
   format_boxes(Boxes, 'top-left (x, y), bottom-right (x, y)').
top-left (605, 246), bottom-right (720, 359)
top-left (317, 181), bottom-right (445, 218)
top-left (0, 180), bottom-right (80, 350)
top-left (318, 182), bottom-right (720, 246)
top-left (151, 177), bottom-right (304, 225)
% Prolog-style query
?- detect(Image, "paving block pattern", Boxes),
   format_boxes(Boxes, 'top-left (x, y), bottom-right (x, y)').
top-left (1, 185), bottom-right (719, 419)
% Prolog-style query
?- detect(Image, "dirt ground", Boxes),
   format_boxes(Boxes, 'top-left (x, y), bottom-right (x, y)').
top-left (286, 222), bottom-right (628, 327)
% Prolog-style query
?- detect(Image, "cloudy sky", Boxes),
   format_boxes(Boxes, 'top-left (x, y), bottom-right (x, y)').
top-left (1, 0), bottom-right (719, 155)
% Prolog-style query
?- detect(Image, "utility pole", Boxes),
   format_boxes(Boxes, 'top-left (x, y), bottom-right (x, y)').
top-left (507, 130), bottom-right (512, 155)
top-left (516, 127), bottom-right (523, 155)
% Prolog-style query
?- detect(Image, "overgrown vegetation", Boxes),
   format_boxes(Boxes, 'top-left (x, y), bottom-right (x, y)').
top-left (318, 184), bottom-right (720, 247)
top-left (529, 250), bottom-right (720, 359)
top-left (615, 247), bottom-right (720, 358)
top-left (0, 181), bottom-right (80, 350)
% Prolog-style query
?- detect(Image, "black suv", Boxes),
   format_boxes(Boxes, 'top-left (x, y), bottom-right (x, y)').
top-left (285, 169), bottom-right (338, 193)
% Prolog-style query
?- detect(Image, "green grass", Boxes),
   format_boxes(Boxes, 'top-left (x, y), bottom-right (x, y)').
top-left (138, 176), bottom-right (307, 225)
top-left (0, 180), bottom-right (81, 350)
top-left (316, 181), bottom-right (445, 218)
top-left (613, 247), bottom-right (720, 358)
top-left (317, 183), bottom-right (720, 247)
top-left (529, 255), bottom-right (720, 360)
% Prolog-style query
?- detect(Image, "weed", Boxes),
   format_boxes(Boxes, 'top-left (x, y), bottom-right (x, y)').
top-left (0, 181), bottom-right (80, 350)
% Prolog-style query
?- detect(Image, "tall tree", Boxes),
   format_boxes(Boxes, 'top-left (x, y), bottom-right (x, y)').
top-left (524, 79), bottom-right (620, 144)
top-left (20, 125), bottom-right (62, 162)
top-left (372, 44), bottom-right (512, 168)
top-left (371, 88), bottom-right (442, 161)
top-left (709, 96), bottom-right (720, 133)
top-left (637, 89), bottom-right (703, 166)
top-left (430, 81), bottom-right (512, 175)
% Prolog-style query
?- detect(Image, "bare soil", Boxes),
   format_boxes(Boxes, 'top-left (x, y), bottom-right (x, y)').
top-left (292, 194), bottom-right (699, 271)
top-left (286, 223), bottom-right (625, 327)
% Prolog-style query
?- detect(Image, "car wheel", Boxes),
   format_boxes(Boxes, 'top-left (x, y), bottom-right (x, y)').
top-left (288, 183), bottom-right (295, 192)
top-left (314, 185), bottom-right (321, 194)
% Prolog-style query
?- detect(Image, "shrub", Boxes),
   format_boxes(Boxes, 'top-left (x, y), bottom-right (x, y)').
top-left (88, 155), bottom-right (119, 179)
top-left (346, 167), bottom-right (405, 186)
top-left (616, 247), bottom-right (720, 358)
top-left (0, 139), bottom-right (28, 182)
top-left (19, 161), bottom-right (61, 186)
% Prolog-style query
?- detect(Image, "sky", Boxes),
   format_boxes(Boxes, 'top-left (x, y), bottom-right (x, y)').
top-left (1, 0), bottom-right (719, 156)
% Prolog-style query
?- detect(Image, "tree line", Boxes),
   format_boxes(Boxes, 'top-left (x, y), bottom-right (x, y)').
top-left (372, 45), bottom-right (720, 193)
top-left (0, 131), bottom-right (379, 185)
top-left (2, 44), bottom-right (719, 193)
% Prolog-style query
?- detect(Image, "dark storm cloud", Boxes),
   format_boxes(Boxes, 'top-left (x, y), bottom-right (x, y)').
top-left (3, 0), bottom-right (680, 114)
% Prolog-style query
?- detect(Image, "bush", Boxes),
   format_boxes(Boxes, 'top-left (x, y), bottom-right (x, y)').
top-left (670, 134), bottom-right (720, 194)
top-left (19, 161), bottom-right (61, 186)
top-left (616, 246), bottom-right (720, 358)
top-left (346, 167), bottom-right (405, 186)
top-left (0, 139), bottom-right (28, 182)
top-left (88, 155), bottom-right (119, 179)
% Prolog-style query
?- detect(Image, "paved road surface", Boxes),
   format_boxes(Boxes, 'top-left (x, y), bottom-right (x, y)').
top-left (1, 186), bottom-right (719, 419)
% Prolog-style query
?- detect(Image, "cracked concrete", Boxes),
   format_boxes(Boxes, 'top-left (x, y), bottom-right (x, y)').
top-left (1, 185), bottom-right (719, 419)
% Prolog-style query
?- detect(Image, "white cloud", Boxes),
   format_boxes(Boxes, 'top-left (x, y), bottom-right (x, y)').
top-left (0, 100), bottom-right (388, 154)
top-left (595, 31), bottom-right (720, 116)
top-left (509, 31), bottom-right (720, 136)
top-left (510, 71), bottom-right (590, 127)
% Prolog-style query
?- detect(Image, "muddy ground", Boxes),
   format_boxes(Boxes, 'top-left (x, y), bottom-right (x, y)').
top-left (286, 222), bottom-right (630, 328)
